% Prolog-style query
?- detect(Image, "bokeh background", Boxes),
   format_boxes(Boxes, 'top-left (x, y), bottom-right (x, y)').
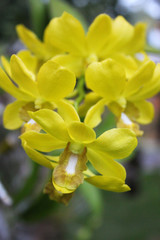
top-left (0, 0), bottom-right (160, 239)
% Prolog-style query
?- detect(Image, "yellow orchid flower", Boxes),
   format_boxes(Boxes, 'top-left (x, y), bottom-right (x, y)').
top-left (17, 12), bottom-right (146, 77)
top-left (20, 107), bottom-right (137, 196)
top-left (0, 55), bottom-right (76, 130)
top-left (85, 58), bottom-right (160, 136)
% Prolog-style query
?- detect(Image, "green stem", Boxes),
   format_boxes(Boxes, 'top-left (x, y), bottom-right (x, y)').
top-left (145, 45), bottom-right (160, 54)
top-left (74, 76), bottom-right (85, 110)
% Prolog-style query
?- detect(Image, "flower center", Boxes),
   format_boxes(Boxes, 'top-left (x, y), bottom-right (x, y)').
top-left (22, 118), bottom-right (41, 133)
top-left (19, 102), bottom-right (35, 122)
top-left (117, 97), bottom-right (126, 109)
top-left (19, 101), bottom-right (55, 123)
top-left (35, 97), bottom-right (45, 109)
top-left (86, 53), bottom-right (98, 66)
top-left (65, 154), bottom-right (78, 175)
top-left (117, 112), bottom-right (143, 136)
top-left (53, 143), bottom-right (87, 192)
top-left (121, 113), bottom-right (132, 125)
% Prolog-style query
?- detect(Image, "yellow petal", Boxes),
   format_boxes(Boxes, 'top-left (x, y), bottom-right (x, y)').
top-left (17, 50), bottom-right (39, 75)
top-left (111, 53), bottom-right (138, 78)
top-left (124, 60), bottom-right (155, 98)
top-left (123, 23), bottom-right (146, 54)
top-left (44, 12), bottom-right (86, 56)
top-left (0, 67), bottom-right (33, 101)
top-left (3, 100), bottom-right (25, 129)
top-left (86, 14), bottom-right (112, 55)
top-left (88, 128), bottom-right (137, 159)
top-left (86, 59), bottom-right (126, 102)
top-left (99, 16), bottom-right (134, 58)
top-left (133, 100), bottom-right (154, 124)
top-left (52, 54), bottom-right (84, 77)
top-left (112, 15), bottom-right (134, 46)
top-left (37, 60), bottom-right (76, 101)
top-left (128, 63), bottom-right (160, 101)
top-left (10, 55), bottom-right (38, 96)
top-left (16, 24), bottom-right (45, 58)
top-left (16, 24), bottom-right (58, 60)
top-left (22, 140), bottom-right (53, 169)
top-left (84, 99), bottom-right (106, 128)
top-left (68, 122), bottom-right (96, 144)
top-left (87, 148), bottom-right (126, 180)
top-left (1, 56), bottom-right (11, 76)
top-left (29, 109), bottom-right (69, 141)
top-left (57, 100), bottom-right (80, 124)
top-left (85, 175), bottom-right (130, 192)
top-left (20, 131), bottom-right (66, 152)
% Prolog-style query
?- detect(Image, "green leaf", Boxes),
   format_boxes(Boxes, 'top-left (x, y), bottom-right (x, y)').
top-left (80, 181), bottom-right (103, 216)
top-left (29, 0), bottom-right (47, 38)
top-left (77, 182), bottom-right (103, 240)
top-left (20, 193), bottom-right (58, 221)
top-left (13, 161), bottom-right (39, 206)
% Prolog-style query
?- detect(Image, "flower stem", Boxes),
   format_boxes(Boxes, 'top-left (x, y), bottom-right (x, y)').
top-left (74, 76), bottom-right (85, 110)
top-left (145, 45), bottom-right (160, 54)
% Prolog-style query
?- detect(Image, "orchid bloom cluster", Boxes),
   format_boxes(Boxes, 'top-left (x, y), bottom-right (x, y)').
top-left (0, 12), bottom-right (160, 205)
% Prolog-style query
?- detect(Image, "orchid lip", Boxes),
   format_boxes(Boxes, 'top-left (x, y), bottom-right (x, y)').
top-left (121, 113), bottom-right (132, 125)
top-left (27, 118), bottom-right (36, 125)
top-left (65, 154), bottom-right (78, 175)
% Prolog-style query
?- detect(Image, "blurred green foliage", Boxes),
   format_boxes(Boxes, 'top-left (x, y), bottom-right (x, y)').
top-left (13, 162), bottom-right (39, 206)
top-left (93, 172), bottom-right (160, 240)
top-left (29, 0), bottom-right (48, 38)
top-left (0, 0), bottom-right (29, 41)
